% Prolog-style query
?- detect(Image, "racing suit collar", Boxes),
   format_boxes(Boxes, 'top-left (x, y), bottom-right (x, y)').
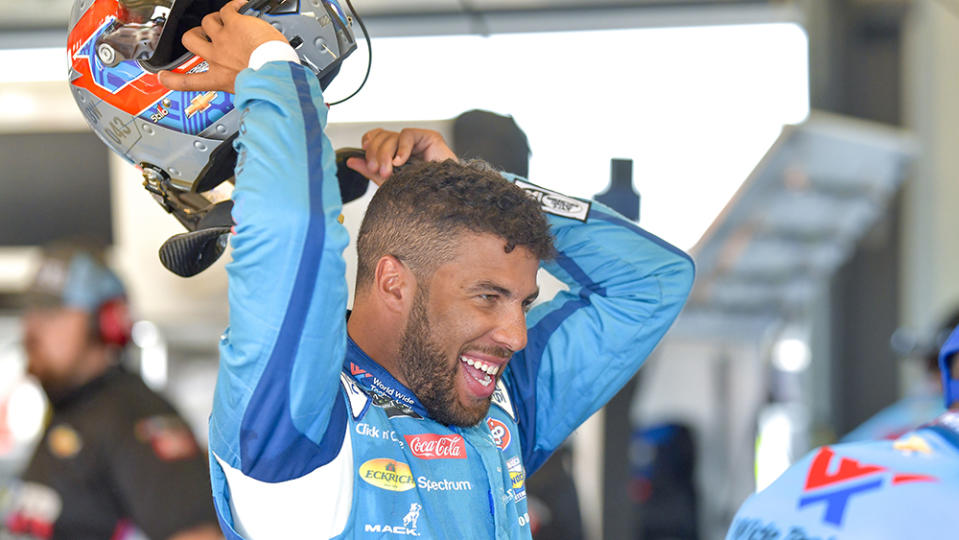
top-left (344, 337), bottom-right (429, 418)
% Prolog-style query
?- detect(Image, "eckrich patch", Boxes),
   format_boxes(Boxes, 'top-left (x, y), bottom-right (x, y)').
top-left (359, 458), bottom-right (415, 492)
top-left (514, 179), bottom-right (591, 222)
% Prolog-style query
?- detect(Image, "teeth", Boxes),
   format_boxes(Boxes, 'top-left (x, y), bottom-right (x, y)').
top-left (460, 356), bottom-right (500, 378)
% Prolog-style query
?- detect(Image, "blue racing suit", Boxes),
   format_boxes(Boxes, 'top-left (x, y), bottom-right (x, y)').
top-left (209, 61), bottom-right (695, 539)
top-left (727, 413), bottom-right (959, 539)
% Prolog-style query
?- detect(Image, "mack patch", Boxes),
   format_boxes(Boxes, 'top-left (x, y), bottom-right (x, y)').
top-left (47, 424), bottom-right (82, 459)
top-left (405, 434), bottom-right (466, 460)
top-left (134, 415), bottom-right (199, 461)
top-left (365, 503), bottom-right (422, 536)
top-left (514, 179), bottom-right (591, 222)
top-left (491, 380), bottom-right (516, 422)
top-left (487, 417), bottom-right (511, 451)
top-left (359, 458), bottom-right (415, 492)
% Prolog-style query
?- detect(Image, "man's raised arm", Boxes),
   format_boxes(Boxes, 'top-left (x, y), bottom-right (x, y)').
top-left (162, 1), bottom-right (351, 534)
top-left (502, 177), bottom-right (695, 475)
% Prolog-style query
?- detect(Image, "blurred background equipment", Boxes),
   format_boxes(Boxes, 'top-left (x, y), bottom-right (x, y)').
top-left (595, 159), bottom-right (640, 222)
top-left (630, 423), bottom-right (699, 540)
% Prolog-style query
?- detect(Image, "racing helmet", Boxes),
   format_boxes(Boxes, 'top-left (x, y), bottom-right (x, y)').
top-left (67, 0), bottom-right (360, 276)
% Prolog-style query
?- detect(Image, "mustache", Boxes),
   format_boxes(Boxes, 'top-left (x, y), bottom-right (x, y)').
top-left (461, 345), bottom-right (513, 361)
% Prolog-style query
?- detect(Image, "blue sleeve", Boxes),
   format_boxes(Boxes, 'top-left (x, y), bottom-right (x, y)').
top-left (209, 62), bottom-right (349, 482)
top-left (501, 179), bottom-right (695, 474)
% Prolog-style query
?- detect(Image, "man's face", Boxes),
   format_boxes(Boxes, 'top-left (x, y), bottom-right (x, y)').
top-left (23, 306), bottom-right (92, 393)
top-left (399, 233), bottom-right (540, 426)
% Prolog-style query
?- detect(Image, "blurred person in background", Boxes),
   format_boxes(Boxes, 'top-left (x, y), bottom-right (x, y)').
top-left (726, 324), bottom-right (959, 539)
top-left (839, 309), bottom-right (959, 443)
top-left (2, 243), bottom-right (220, 540)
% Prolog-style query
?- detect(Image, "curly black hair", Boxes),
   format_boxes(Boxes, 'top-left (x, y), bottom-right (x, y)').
top-left (355, 159), bottom-right (554, 287)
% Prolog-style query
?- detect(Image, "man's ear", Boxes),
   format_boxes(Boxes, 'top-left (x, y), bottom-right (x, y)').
top-left (373, 255), bottom-right (415, 312)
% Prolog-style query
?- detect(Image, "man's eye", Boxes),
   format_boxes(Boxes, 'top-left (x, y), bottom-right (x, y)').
top-left (478, 294), bottom-right (498, 302)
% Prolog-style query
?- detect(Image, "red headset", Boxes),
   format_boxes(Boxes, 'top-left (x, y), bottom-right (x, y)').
top-left (97, 298), bottom-right (132, 347)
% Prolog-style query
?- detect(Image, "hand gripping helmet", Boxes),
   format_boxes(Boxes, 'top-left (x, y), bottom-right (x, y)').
top-left (67, 0), bottom-right (363, 276)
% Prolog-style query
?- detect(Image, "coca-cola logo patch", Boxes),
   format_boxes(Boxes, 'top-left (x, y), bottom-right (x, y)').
top-left (404, 434), bottom-right (467, 460)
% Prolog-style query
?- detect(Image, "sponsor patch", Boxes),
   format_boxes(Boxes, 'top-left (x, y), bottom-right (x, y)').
top-left (134, 415), bottom-right (199, 461)
top-left (371, 393), bottom-right (423, 420)
top-left (355, 422), bottom-right (404, 446)
top-left (417, 476), bottom-right (472, 492)
top-left (3, 482), bottom-right (62, 539)
top-left (487, 417), bottom-right (511, 451)
top-left (893, 434), bottom-right (932, 455)
top-left (405, 434), bottom-right (466, 460)
top-left (47, 425), bottom-right (82, 459)
top-left (364, 502), bottom-right (422, 536)
top-left (491, 380), bottom-right (516, 421)
top-left (798, 446), bottom-right (936, 527)
top-left (341, 373), bottom-right (371, 420)
top-left (518, 512), bottom-right (531, 528)
top-left (150, 103), bottom-right (168, 123)
top-left (186, 91), bottom-right (217, 118)
top-left (359, 458), bottom-right (415, 492)
top-left (514, 179), bottom-right (591, 222)
top-left (507, 456), bottom-right (526, 501)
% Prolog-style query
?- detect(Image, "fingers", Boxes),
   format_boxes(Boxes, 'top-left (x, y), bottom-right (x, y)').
top-left (220, 0), bottom-right (249, 19)
top-left (159, 69), bottom-right (223, 93)
top-left (201, 12), bottom-right (224, 40)
top-left (362, 129), bottom-right (399, 178)
top-left (181, 27), bottom-right (216, 59)
top-left (346, 157), bottom-right (388, 187)
top-left (357, 128), bottom-right (457, 181)
top-left (393, 129), bottom-right (416, 166)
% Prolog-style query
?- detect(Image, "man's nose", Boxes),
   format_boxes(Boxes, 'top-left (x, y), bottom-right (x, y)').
top-left (492, 306), bottom-right (527, 353)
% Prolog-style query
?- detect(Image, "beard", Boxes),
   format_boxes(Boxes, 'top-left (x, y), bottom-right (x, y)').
top-left (398, 288), bottom-right (492, 427)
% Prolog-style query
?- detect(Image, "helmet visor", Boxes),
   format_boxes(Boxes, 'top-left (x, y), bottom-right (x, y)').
top-left (94, 0), bottom-right (173, 67)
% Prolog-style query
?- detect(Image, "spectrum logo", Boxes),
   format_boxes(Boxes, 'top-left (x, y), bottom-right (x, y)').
top-left (404, 434), bottom-right (466, 460)
top-left (359, 458), bottom-right (415, 492)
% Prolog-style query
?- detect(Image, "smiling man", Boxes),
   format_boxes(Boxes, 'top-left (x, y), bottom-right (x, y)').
top-left (158, 2), bottom-right (694, 538)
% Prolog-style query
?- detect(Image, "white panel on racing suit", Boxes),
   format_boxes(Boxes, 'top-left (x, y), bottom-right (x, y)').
top-left (214, 425), bottom-right (354, 539)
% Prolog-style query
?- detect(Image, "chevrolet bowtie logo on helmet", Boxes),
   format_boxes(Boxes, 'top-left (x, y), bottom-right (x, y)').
top-left (67, 0), bottom-right (363, 276)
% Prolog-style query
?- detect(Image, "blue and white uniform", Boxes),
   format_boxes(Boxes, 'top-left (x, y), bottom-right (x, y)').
top-left (210, 60), bottom-right (695, 539)
top-left (726, 413), bottom-right (959, 540)
top-left (728, 325), bottom-right (959, 540)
